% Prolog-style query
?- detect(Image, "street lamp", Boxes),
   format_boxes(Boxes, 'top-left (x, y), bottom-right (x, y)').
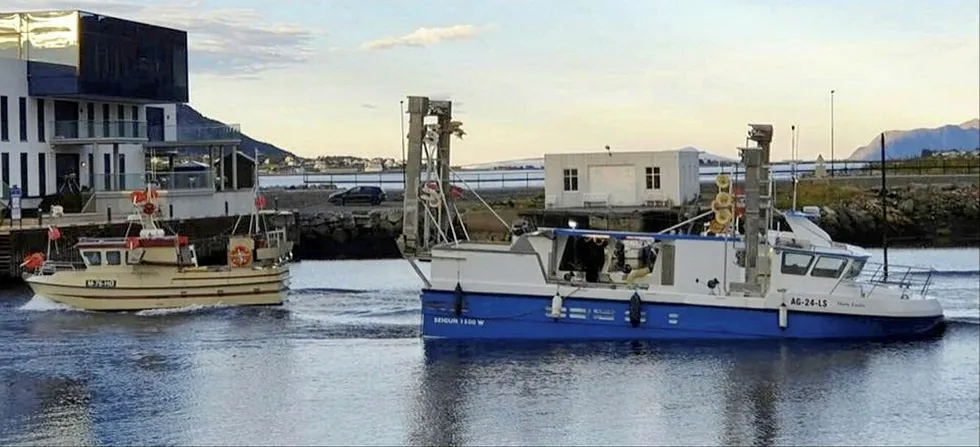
top-left (830, 89), bottom-right (836, 176)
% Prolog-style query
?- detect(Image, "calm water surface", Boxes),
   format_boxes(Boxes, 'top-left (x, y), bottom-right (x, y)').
top-left (1, 248), bottom-right (977, 446)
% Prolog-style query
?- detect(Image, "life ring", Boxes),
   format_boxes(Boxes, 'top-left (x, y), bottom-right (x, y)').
top-left (714, 191), bottom-right (733, 208)
top-left (21, 252), bottom-right (45, 270)
top-left (715, 174), bottom-right (731, 190)
top-left (714, 207), bottom-right (733, 225)
top-left (228, 244), bottom-right (252, 267)
top-left (130, 190), bottom-right (147, 204)
top-left (142, 202), bottom-right (156, 215)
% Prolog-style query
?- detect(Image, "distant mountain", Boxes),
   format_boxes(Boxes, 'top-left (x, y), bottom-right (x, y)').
top-left (460, 148), bottom-right (737, 170)
top-left (847, 119), bottom-right (980, 161)
top-left (176, 104), bottom-right (296, 161)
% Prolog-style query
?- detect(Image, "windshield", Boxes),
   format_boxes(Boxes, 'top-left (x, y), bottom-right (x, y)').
top-left (843, 259), bottom-right (866, 279)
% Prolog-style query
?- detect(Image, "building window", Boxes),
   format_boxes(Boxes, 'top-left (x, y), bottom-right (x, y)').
top-left (646, 167), bottom-right (661, 190)
top-left (563, 168), bottom-right (578, 191)
top-left (36, 99), bottom-right (45, 142)
top-left (0, 96), bottom-right (8, 141)
top-left (119, 153), bottom-right (126, 189)
top-left (88, 153), bottom-right (94, 189)
top-left (102, 104), bottom-right (110, 137)
top-left (103, 153), bottom-right (111, 191)
top-left (19, 153), bottom-right (28, 197)
top-left (18, 97), bottom-right (27, 142)
top-left (117, 104), bottom-right (125, 137)
top-left (1, 153), bottom-right (8, 188)
top-left (131, 106), bottom-right (139, 137)
top-left (37, 153), bottom-right (46, 196)
top-left (87, 103), bottom-right (95, 138)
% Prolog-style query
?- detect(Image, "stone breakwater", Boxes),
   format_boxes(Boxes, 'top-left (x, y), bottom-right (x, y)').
top-left (295, 209), bottom-right (404, 259)
top-left (816, 184), bottom-right (980, 247)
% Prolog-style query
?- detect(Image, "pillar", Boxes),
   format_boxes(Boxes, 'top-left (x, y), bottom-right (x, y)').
top-left (231, 144), bottom-right (239, 190)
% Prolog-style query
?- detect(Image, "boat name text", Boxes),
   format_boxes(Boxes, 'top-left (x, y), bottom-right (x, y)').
top-left (85, 279), bottom-right (117, 289)
top-left (432, 316), bottom-right (485, 326)
top-left (789, 297), bottom-right (827, 308)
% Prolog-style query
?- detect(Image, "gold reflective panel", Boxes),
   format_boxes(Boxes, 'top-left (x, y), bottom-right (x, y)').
top-left (0, 13), bottom-right (26, 60)
top-left (25, 11), bottom-right (80, 66)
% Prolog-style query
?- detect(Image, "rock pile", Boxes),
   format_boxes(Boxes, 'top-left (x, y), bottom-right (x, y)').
top-left (817, 185), bottom-right (979, 247)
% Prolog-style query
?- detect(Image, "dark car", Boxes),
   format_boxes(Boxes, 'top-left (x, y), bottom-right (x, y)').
top-left (328, 186), bottom-right (387, 206)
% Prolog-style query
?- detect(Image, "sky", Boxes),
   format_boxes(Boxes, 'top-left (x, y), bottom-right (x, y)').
top-left (9, 0), bottom-right (980, 164)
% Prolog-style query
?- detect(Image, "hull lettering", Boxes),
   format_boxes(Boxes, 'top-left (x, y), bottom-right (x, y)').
top-left (789, 297), bottom-right (827, 308)
top-left (432, 316), bottom-right (485, 326)
top-left (85, 279), bottom-right (117, 289)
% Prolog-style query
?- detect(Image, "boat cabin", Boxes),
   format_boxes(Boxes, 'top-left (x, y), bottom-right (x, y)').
top-left (75, 233), bottom-right (198, 269)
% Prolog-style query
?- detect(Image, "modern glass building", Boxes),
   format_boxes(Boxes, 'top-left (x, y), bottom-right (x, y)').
top-left (0, 10), bottom-right (189, 103)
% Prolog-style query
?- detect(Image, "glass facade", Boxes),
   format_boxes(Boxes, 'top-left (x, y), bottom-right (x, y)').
top-left (1, 10), bottom-right (188, 103)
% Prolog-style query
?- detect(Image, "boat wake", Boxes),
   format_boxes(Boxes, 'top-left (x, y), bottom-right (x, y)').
top-left (134, 303), bottom-right (235, 317)
top-left (18, 295), bottom-right (83, 312)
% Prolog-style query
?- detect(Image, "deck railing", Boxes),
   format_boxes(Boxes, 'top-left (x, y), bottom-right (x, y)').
top-left (858, 261), bottom-right (935, 298)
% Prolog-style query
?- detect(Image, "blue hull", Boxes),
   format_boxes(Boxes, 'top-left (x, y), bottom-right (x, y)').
top-left (421, 289), bottom-right (945, 341)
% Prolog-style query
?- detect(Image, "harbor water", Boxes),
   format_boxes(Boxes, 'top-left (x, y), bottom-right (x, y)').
top-left (1, 248), bottom-right (977, 446)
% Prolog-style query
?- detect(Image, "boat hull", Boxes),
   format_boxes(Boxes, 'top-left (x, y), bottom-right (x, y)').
top-left (420, 289), bottom-right (946, 341)
top-left (25, 267), bottom-right (290, 312)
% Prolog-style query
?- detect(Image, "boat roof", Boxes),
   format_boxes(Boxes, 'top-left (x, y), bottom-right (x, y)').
top-left (76, 235), bottom-right (190, 249)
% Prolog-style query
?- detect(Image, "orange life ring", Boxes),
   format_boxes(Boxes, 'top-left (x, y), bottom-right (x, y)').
top-left (228, 244), bottom-right (251, 268)
top-left (21, 252), bottom-right (45, 270)
top-left (130, 190), bottom-right (147, 204)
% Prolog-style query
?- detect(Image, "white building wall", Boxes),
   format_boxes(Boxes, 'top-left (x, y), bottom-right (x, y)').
top-left (1, 57), bottom-right (152, 199)
top-left (544, 150), bottom-right (700, 208)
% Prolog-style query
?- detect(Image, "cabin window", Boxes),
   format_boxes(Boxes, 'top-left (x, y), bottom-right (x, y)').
top-left (82, 251), bottom-right (102, 266)
top-left (563, 169), bottom-right (578, 191)
top-left (645, 167), bottom-right (661, 190)
top-left (810, 256), bottom-right (848, 278)
top-left (106, 251), bottom-right (122, 266)
top-left (780, 252), bottom-right (814, 275)
top-left (843, 259), bottom-right (867, 279)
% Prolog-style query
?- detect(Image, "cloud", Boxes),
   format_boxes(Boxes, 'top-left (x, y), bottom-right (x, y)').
top-left (360, 103), bottom-right (380, 110)
top-left (5, 0), bottom-right (318, 77)
top-left (360, 25), bottom-right (485, 50)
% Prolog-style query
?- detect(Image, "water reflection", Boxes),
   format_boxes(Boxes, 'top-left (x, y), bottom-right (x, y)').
top-left (412, 340), bottom-right (919, 446)
top-left (0, 374), bottom-right (95, 446)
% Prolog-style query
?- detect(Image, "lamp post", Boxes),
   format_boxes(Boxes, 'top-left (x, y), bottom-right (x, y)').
top-left (830, 89), bottom-right (836, 176)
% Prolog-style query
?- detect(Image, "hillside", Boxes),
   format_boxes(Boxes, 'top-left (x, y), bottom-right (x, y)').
top-left (848, 119), bottom-right (980, 161)
top-left (176, 105), bottom-right (296, 161)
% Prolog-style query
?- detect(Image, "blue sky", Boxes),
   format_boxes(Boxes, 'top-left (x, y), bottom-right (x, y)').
top-left (13, 0), bottom-right (980, 163)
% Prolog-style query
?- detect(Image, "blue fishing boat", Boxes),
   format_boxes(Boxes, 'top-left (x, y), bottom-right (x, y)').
top-left (401, 121), bottom-right (945, 341)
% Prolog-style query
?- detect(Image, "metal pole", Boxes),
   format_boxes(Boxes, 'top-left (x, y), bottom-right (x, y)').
top-left (830, 89), bottom-right (836, 177)
top-left (400, 100), bottom-right (406, 186)
top-left (880, 132), bottom-right (888, 279)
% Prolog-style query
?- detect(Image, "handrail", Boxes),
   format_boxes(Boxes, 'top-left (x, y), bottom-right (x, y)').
top-left (856, 261), bottom-right (935, 298)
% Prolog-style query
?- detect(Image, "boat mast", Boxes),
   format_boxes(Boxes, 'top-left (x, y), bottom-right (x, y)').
top-left (730, 124), bottom-right (773, 297)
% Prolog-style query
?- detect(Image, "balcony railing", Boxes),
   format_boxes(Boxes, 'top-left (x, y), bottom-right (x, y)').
top-left (53, 120), bottom-right (148, 141)
top-left (146, 124), bottom-right (242, 144)
top-left (92, 171), bottom-right (216, 193)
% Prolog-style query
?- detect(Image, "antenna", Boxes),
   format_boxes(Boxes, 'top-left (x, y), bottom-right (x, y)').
top-left (791, 124), bottom-right (798, 211)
